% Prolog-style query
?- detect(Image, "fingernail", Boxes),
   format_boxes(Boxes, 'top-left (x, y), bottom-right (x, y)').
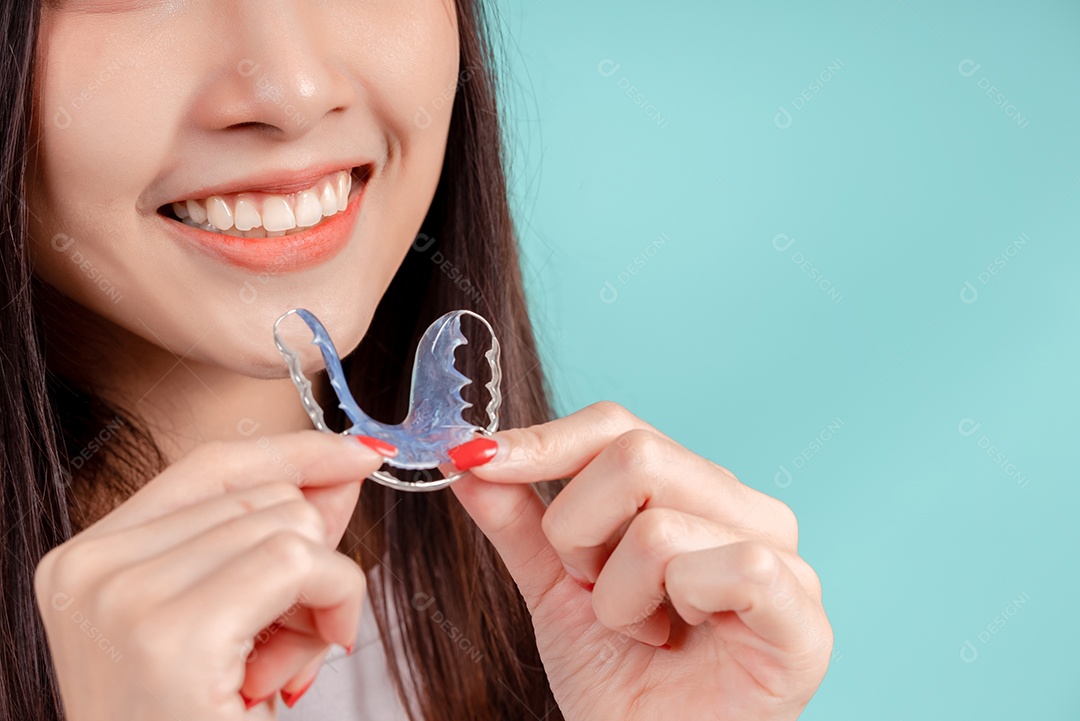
top-left (353, 435), bottom-right (398, 457)
top-left (640, 639), bottom-right (670, 649)
top-left (344, 643), bottom-right (354, 655)
top-left (563, 564), bottom-right (594, 592)
top-left (447, 438), bottom-right (499, 471)
top-left (240, 691), bottom-right (274, 709)
top-left (572, 578), bottom-right (595, 592)
top-left (280, 675), bottom-right (316, 708)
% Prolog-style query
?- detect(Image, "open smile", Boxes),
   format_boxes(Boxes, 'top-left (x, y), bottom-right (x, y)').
top-left (157, 164), bottom-right (372, 272)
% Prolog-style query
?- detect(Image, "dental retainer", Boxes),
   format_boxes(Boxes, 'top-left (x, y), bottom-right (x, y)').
top-left (273, 308), bottom-right (501, 492)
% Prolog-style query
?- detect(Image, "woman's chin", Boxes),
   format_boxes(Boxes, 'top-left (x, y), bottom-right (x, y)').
top-left (209, 315), bottom-right (369, 382)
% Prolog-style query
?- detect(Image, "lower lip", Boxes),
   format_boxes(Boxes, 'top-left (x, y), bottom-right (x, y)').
top-left (161, 178), bottom-right (367, 273)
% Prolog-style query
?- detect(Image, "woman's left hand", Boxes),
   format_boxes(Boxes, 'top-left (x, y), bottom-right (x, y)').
top-left (447, 401), bottom-right (832, 721)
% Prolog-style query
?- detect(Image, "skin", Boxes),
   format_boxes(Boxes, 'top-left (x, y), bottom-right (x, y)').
top-left (28, 1), bottom-right (832, 719)
top-left (449, 405), bottom-right (832, 720)
top-left (27, 0), bottom-right (460, 461)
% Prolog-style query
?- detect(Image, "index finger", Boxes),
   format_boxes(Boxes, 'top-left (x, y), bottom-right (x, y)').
top-left (88, 431), bottom-right (390, 536)
top-left (451, 401), bottom-right (666, 484)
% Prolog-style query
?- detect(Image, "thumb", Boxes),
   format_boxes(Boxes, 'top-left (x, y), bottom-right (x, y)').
top-left (447, 403), bottom-right (654, 606)
top-left (444, 460), bottom-right (566, 609)
top-left (446, 403), bottom-right (655, 605)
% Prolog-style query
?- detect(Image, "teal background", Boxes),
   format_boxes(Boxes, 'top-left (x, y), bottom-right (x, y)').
top-left (497, 1), bottom-right (1080, 718)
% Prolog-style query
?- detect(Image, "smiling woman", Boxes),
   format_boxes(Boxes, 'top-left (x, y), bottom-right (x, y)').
top-left (4, 0), bottom-right (562, 718)
top-left (1, 1), bottom-right (831, 720)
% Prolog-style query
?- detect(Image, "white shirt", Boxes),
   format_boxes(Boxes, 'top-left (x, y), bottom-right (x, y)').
top-left (276, 595), bottom-right (411, 721)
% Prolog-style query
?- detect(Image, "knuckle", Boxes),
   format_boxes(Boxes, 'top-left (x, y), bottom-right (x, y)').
top-left (259, 530), bottom-right (316, 575)
top-left (738, 487), bottom-right (799, 549)
top-left (628, 508), bottom-right (685, 561)
top-left (44, 540), bottom-right (96, 589)
top-left (33, 546), bottom-right (61, 596)
top-left (770, 497), bottom-right (800, 548)
top-left (731, 541), bottom-right (782, 588)
top-left (505, 425), bottom-right (559, 466)
top-left (278, 498), bottom-right (326, 538)
top-left (588, 400), bottom-right (634, 434)
top-left (339, 556), bottom-right (367, 591)
top-left (611, 428), bottom-right (665, 478)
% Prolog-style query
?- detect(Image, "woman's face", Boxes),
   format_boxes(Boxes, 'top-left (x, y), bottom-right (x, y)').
top-left (27, 1), bottom-right (460, 377)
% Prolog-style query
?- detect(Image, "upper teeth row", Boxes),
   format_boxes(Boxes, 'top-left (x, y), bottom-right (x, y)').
top-left (172, 169), bottom-right (354, 233)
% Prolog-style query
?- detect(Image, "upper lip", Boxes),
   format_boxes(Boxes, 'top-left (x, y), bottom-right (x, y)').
top-left (158, 160), bottom-right (374, 209)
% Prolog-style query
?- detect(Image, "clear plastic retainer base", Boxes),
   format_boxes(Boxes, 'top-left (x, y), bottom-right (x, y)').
top-left (273, 308), bottom-right (501, 492)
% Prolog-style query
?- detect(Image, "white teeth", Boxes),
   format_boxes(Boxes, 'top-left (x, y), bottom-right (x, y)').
top-left (206, 196), bottom-right (234, 231)
top-left (172, 169), bottom-right (358, 236)
top-left (294, 189), bottom-right (323, 227)
top-left (262, 196), bottom-right (297, 232)
top-left (234, 197), bottom-right (261, 232)
top-left (186, 199), bottom-right (208, 224)
top-left (319, 180), bottom-right (338, 217)
top-left (336, 172), bottom-right (351, 212)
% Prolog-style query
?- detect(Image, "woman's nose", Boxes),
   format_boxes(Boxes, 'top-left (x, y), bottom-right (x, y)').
top-left (191, 1), bottom-right (356, 140)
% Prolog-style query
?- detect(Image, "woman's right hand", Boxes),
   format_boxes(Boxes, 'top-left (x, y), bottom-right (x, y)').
top-left (33, 430), bottom-right (389, 720)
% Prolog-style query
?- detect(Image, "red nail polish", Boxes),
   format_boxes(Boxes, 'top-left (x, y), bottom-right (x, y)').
top-left (344, 643), bottom-right (354, 655)
top-left (281, 675), bottom-right (316, 708)
top-left (240, 691), bottom-right (273, 709)
top-left (572, 577), bottom-right (595, 592)
top-left (563, 565), bottom-right (594, 592)
top-left (354, 435), bottom-right (398, 457)
top-left (447, 438), bottom-right (498, 470)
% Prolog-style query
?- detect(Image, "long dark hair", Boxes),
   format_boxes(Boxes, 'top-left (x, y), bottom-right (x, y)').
top-left (1, 1), bottom-right (562, 719)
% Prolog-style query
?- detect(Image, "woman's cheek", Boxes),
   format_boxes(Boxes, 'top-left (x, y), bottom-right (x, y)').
top-left (353, 2), bottom-right (461, 243)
